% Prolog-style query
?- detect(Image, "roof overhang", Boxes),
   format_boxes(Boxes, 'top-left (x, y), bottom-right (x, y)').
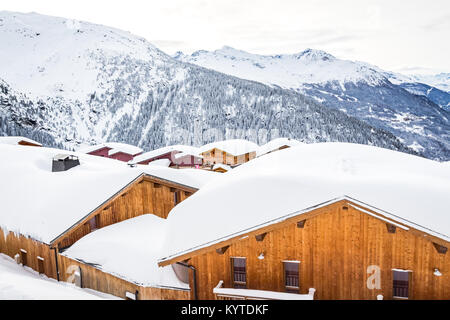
top-left (158, 195), bottom-right (450, 267)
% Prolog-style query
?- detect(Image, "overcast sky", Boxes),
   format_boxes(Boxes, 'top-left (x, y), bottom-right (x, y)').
top-left (2, 0), bottom-right (449, 73)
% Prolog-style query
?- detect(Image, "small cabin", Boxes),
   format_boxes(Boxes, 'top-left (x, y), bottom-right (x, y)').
top-left (78, 142), bottom-right (143, 162)
top-left (199, 140), bottom-right (258, 167)
top-left (132, 145), bottom-right (203, 168)
top-left (52, 154), bottom-right (80, 172)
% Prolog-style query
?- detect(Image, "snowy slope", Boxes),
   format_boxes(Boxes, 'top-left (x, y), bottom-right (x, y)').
top-left (0, 253), bottom-right (119, 299)
top-left (176, 47), bottom-right (450, 161)
top-left (161, 143), bottom-right (450, 261)
top-left (176, 47), bottom-right (386, 89)
top-left (0, 11), bottom-right (415, 159)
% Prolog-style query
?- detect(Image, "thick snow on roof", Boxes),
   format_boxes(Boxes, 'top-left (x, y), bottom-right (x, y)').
top-left (0, 136), bottom-right (42, 146)
top-left (212, 163), bottom-right (232, 171)
top-left (257, 138), bottom-right (303, 157)
top-left (132, 145), bottom-right (200, 164)
top-left (199, 139), bottom-right (258, 156)
top-left (63, 214), bottom-right (189, 289)
top-left (161, 143), bottom-right (450, 261)
top-left (0, 254), bottom-right (118, 300)
top-left (146, 158), bottom-right (171, 167)
top-left (78, 142), bottom-right (143, 156)
top-left (0, 144), bottom-right (218, 243)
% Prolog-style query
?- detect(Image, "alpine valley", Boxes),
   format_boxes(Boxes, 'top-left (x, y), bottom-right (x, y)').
top-left (0, 11), bottom-right (448, 160)
top-left (176, 47), bottom-right (450, 161)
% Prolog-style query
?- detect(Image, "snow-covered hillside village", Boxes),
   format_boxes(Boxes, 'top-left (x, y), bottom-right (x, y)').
top-left (0, 2), bottom-right (449, 302)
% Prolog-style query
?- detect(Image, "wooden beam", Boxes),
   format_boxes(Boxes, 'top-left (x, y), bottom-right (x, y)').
top-left (255, 233), bottom-right (267, 242)
top-left (216, 245), bottom-right (229, 255)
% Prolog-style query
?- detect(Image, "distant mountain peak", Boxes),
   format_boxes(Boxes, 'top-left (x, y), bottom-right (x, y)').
top-left (293, 48), bottom-right (335, 62)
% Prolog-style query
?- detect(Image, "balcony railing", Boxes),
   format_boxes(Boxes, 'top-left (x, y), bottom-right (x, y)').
top-left (213, 280), bottom-right (316, 300)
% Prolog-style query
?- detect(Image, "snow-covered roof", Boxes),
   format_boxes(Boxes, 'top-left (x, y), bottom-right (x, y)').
top-left (78, 142), bottom-right (143, 156)
top-left (146, 158), bottom-right (171, 167)
top-left (0, 144), bottom-right (219, 244)
top-left (199, 139), bottom-right (258, 156)
top-left (0, 136), bottom-right (42, 146)
top-left (132, 145), bottom-right (200, 164)
top-left (160, 143), bottom-right (450, 262)
top-left (62, 215), bottom-right (189, 290)
top-left (257, 138), bottom-right (303, 157)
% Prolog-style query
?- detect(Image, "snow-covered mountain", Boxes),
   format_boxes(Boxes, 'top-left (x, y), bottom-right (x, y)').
top-left (0, 11), bottom-right (416, 157)
top-left (176, 47), bottom-right (450, 160)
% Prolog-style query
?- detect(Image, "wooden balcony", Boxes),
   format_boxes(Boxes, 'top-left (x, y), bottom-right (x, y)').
top-left (213, 281), bottom-right (316, 300)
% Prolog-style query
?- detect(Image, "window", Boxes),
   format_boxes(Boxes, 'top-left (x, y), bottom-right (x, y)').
top-left (231, 257), bottom-right (247, 289)
top-left (37, 257), bottom-right (45, 274)
top-left (393, 270), bottom-right (411, 299)
top-left (174, 191), bottom-right (180, 205)
top-left (283, 261), bottom-right (300, 293)
top-left (88, 215), bottom-right (99, 231)
top-left (20, 249), bottom-right (27, 266)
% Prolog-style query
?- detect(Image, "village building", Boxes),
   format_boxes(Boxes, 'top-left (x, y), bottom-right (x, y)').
top-left (0, 136), bottom-right (42, 147)
top-left (158, 143), bottom-right (450, 300)
top-left (199, 139), bottom-right (258, 167)
top-left (257, 138), bottom-right (302, 157)
top-left (132, 145), bottom-right (203, 168)
top-left (0, 143), bottom-right (218, 299)
top-left (78, 142), bottom-right (143, 162)
top-left (211, 163), bottom-right (232, 173)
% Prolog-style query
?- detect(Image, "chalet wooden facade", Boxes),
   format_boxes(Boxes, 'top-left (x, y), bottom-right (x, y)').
top-left (159, 198), bottom-right (450, 300)
top-left (0, 172), bottom-right (197, 299)
top-left (201, 148), bottom-right (256, 166)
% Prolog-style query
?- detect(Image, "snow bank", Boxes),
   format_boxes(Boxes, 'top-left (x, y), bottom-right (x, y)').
top-left (161, 143), bottom-right (450, 261)
top-left (63, 214), bottom-right (189, 289)
top-left (0, 253), bottom-right (119, 300)
top-left (257, 138), bottom-right (303, 157)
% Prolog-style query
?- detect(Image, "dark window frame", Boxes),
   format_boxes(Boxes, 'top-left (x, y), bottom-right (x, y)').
top-left (392, 269), bottom-right (412, 299)
top-left (231, 257), bottom-right (247, 289)
top-left (283, 261), bottom-right (300, 293)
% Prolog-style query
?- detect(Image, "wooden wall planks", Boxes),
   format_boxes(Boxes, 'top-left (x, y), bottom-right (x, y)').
top-left (185, 201), bottom-right (450, 300)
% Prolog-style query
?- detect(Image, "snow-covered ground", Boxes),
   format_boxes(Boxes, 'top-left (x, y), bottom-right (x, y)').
top-left (0, 253), bottom-right (120, 299)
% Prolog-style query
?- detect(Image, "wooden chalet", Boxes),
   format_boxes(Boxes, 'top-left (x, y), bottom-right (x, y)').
top-left (159, 196), bottom-right (450, 300)
top-left (0, 145), bottom-right (217, 299)
top-left (200, 139), bottom-right (257, 167)
top-left (157, 143), bottom-right (450, 300)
